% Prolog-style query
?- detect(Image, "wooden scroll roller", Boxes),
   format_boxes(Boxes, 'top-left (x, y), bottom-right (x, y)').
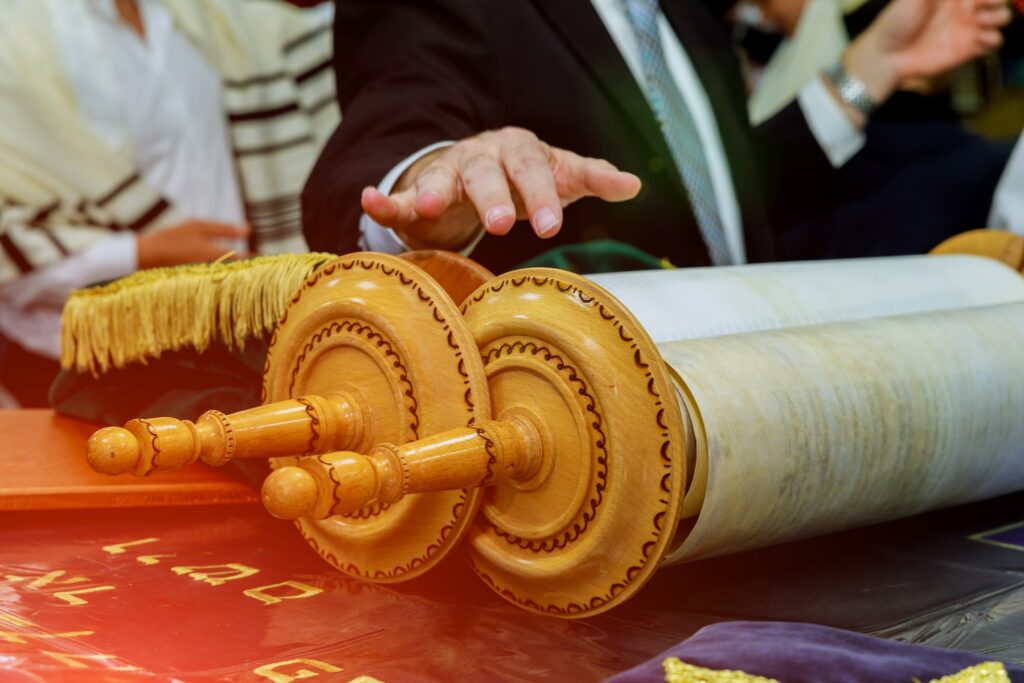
top-left (86, 249), bottom-right (494, 478)
top-left (85, 231), bottom-right (1024, 612)
top-left (264, 235), bottom-right (1024, 618)
top-left (263, 418), bottom-right (544, 521)
top-left (86, 392), bottom-right (368, 476)
top-left (86, 250), bottom-right (495, 581)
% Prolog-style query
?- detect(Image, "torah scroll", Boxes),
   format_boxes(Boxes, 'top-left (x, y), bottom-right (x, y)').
top-left (660, 302), bottom-right (1024, 563)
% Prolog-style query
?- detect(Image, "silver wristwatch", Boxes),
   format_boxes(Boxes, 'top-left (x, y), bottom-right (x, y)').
top-left (824, 61), bottom-right (877, 117)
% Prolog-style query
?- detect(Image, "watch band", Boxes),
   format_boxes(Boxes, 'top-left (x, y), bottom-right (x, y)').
top-left (824, 61), bottom-right (878, 117)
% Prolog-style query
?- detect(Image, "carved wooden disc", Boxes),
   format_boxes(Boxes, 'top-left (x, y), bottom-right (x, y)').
top-left (460, 269), bottom-right (688, 617)
top-left (262, 253), bottom-right (491, 582)
top-left (931, 229), bottom-right (1024, 273)
top-left (399, 249), bottom-right (495, 305)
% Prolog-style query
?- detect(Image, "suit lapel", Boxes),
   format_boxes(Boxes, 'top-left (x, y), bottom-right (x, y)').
top-left (530, 1), bottom-right (675, 167)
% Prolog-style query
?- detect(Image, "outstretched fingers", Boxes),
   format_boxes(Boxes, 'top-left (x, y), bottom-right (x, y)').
top-left (503, 135), bottom-right (563, 238)
top-left (361, 185), bottom-right (420, 229)
top-left (582, 161), bottom-right (643, 202)
top-left (554, 149), bottom-right (643, 204)
top-left (455, 146), bottom-right (518, 236)
top-left (363, 128), bottom-right (642, 244)
top-left (412, 162), bottom-right (460, 221)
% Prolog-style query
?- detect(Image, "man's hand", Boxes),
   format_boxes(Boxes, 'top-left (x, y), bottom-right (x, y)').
top-left (136, 221), bottom-right (251, 269)
top-left (361, 127), bottom-right (642, 250)
top-left (842, 0), bottom-right (1011, 120)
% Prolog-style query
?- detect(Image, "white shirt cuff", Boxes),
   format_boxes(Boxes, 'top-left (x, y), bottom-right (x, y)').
top-left (0, 232), bottom-right (137, 309)
top-left (797, 77), bottom-right (866, 168)
top-left (359, 141), bottom-right (486, 257)
top-left (989, 136), bottom-right (1024, 233)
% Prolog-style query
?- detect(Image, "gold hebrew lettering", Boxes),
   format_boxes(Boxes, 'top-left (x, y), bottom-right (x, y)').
top-left (0, 629), bottom-right (93, 644)
top-left (101, 538), bottom-right (160, 555)
top-left (171, 563), bottom-right (260, 587)
top-left (243, 581), bottom-right (323, 606)
top-left (5, 570), bottom-right (88, 590)
top-left (0, 613), bottom-right (93, 644)
top-left (52, 585), bottom-right (115, 606)
top-left (0, 613), bottom-right (33, 627)
top-left (253, 658), bottom-right (344, 682)
top-left (40, 651), bottom-right (138, 671)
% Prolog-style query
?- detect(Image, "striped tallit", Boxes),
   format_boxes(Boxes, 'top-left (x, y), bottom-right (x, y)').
top-left (0, 0), bottom-right (340, 282)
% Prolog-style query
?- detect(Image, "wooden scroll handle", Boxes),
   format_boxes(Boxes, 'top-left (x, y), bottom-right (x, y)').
top-left (86, 392), bottom-right (366, 477)
top-left (262, 418), bottom-right (544, 520)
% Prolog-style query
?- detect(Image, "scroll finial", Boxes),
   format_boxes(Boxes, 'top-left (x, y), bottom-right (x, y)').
top-left (83, 393), bottom-right (367, 478)
top-left (260, 419), bottom-right (544, 521)
top-left (262, 467), bottom-right (319, 520)
top-left (86, 427), bottom-right (141, 476)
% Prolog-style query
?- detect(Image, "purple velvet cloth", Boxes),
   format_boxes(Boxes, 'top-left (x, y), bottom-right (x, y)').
top-left (606, 621), bottom-right (1024, 682)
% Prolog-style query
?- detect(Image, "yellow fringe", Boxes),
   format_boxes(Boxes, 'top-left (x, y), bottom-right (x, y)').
top-left (60, 253), bottom-right (335, 376)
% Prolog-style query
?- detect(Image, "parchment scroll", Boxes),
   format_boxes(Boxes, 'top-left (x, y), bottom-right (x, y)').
top-left (589, 255), bottom-right (1024, 342)
top-left (659, 303), bottom-right (1024, 564)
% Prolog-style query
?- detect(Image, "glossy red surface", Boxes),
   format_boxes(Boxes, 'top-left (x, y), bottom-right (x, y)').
top-left (0, 504), bottom-right (689, 683)
top-left (6, 408), bottom-right (1024, 681)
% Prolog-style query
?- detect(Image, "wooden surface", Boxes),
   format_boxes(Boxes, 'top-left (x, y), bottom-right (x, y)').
top-left (0, 409), bottom-right (259, 510)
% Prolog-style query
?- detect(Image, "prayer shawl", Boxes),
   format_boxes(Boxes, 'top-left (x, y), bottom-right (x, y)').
top-left (0, 0), bottom-right (339, 282)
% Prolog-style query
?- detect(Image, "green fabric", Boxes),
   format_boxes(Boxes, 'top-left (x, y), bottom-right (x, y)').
top-left (50, 339), bottom-right (268, 425)
top-left (49, 338), bottom-right (272, 488)
top-left (518, 239), bottom-right (666, 273)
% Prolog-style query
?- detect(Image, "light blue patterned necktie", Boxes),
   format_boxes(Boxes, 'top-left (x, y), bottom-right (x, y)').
top-left (621, 0), bottom-right (732, 265)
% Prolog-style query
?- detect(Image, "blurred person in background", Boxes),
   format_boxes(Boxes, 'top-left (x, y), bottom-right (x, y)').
top-left (304, 0), bottom-right (1011, 276)
top-left (728, 0), bottom-right (1023, 258)
top-left (0, 0), bottom-right (338, 407)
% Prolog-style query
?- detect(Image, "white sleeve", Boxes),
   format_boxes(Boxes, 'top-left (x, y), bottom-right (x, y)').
top-left (359, 141), bottom-right (486, 256)
top-left (988, 137), bottom-right (1024, 234)
top-left (0, 233), bottom-right (137, 309)
top-left (796, 77), bottom-right (866, 168)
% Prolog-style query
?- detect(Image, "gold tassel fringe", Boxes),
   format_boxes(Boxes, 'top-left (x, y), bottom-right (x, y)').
top-left (60, 253), bottom-right (335, 375)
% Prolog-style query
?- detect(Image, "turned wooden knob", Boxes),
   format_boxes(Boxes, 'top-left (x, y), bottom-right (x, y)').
top-left (86, 426), bottom-right (142, 475)
top-left (84, 393), bottom-right (366, 478)
top-left (263, 467), bottom-right (319, 520)
top-left (261, 419), bottom-right (543, 521)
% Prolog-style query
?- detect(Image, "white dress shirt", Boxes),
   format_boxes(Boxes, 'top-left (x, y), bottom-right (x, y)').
top-left (0, 0), bottom-right (245, 362)
top-left (361, 0), bottom-right (866, 263)
top-left (989, 137), bottom-right (1024, 235)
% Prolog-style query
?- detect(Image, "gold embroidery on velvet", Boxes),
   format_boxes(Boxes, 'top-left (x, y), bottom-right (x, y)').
top-left (662, 657), bottom-right (780, 683)
top-left (661, 657), bottom-right (1009, 683)
top-left (926, 662), bottom-right (1010, 683)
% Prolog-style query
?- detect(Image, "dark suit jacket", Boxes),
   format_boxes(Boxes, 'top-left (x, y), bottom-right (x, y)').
top-left (302, 1), bottom-right (843, 273)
